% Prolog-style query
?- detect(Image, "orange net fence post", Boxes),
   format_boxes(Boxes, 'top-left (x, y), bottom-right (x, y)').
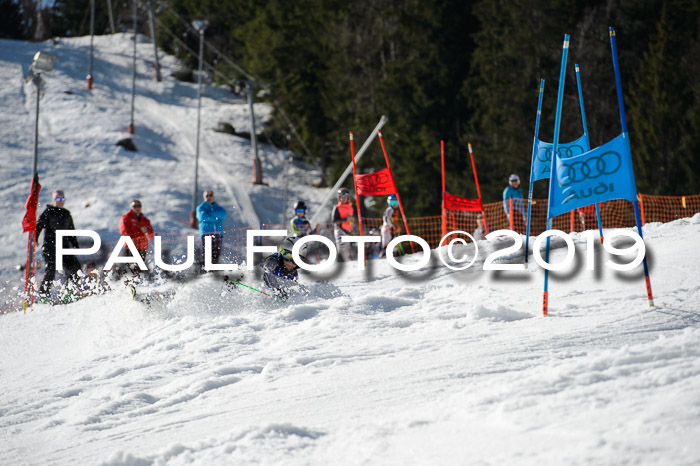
top-left (639, 194), bottom-right (646, 226)
top-left (509, 199), bottom-right (514, 231)
top-left (569, 210), bottom-right (575, 233)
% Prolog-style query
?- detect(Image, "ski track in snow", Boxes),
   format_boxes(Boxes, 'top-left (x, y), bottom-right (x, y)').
top-left (1, 36), bottom-right (700, 465)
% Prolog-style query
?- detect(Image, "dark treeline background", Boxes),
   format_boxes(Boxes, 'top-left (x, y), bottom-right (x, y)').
top-left (4, 0), bottom-right (699, 215)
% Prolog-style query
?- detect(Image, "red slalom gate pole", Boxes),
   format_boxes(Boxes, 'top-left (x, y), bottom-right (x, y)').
top-left (29, 237), bottom-right (37, 310)
top-left (468, 142), bottom-right (489, 233)
top-left (440, 140), bottom-right (447, 238)
top-left (377, 130), bottom-right (414, 253)
top-left (349, 132), bottom-right (364, 237)
top-left (23, 232), bottom-right (33, 313)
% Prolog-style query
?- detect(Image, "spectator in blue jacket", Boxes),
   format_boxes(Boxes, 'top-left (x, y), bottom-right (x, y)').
top-left (503, 174), bottom-right (526, 233)
top-left (196, 190), bottom-right (227, 268)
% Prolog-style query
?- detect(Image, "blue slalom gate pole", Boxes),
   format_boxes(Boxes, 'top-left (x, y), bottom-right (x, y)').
top-left (543, 34), bottom-right (570, 316)
top-left (574, 64), bottom-right (605, 243)
top-left (525, 79), bottom-right (545, 266)
top-left (609, 27), bottom-right (654, 307)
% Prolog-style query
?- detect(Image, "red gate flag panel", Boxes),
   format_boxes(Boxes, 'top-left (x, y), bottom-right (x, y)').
top-left (22, 176), bottom-right (42, 233)
top-left (444, 192), bottom-right (483, 211)
top-left (355, 168), bottom-right (396, 196)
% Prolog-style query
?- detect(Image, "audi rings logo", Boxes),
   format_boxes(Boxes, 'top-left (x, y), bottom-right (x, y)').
top-left (359, 172), bottom-right (390, 187)
top-left (557, 150), bottom-right (622, 187)
top-left (357, 171), bottom-right (393, 194)
top-left (536, 144), bottom-right (585, 163)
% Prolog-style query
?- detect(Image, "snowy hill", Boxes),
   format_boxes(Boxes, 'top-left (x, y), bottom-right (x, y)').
top-left (0, 34), bottom-right (323, 283)
top-left (2, 36), bottom-right (700, 465)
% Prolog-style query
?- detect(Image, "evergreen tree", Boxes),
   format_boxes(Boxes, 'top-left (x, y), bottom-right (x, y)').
top-left (627, 0), bottom-right (700, 195)
top-left (51, 0), bottom-right (112, 37)
top-left (0, 0), bottom-right (27, 39)
top-left (61, 0), bottom-right (699, 211)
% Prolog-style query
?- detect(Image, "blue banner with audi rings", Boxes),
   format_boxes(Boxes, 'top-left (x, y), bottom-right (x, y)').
top-left (548, 132), bottom-right (637, 217)
top-left (531, 133), bottom-right (590, 182)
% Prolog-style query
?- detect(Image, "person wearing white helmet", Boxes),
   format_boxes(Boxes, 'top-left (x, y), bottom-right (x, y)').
top-left (380, 194), bottom-right (402, 257)
top-left (503, 173), bottom-right (526, 233)
top-left (259, 236), bottom-right (308, 299)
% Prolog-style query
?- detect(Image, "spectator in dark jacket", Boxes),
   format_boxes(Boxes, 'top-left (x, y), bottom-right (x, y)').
top-left (35, 190), bottom-right (81, 298)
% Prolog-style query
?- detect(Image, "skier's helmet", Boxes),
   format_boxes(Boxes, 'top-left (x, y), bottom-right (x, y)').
top-left (279, 236), bottom-right (308, 265)
top-left (337, 187), bottom-right (350, 201)
top-left (294, 200), bottom-right (307, 212)
top-left (387, 194), bottom-right (399, 208)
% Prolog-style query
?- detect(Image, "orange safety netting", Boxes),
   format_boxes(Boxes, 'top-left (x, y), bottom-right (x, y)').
top-left (443, 194), bottom-right (700, 241)
top-left (638, 194), bottom-right (700, 225)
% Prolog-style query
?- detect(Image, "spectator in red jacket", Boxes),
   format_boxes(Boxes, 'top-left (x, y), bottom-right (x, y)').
top-left (119, 199), bottom-right (154, 261)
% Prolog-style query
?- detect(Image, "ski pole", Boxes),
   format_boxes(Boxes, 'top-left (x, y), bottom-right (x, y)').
top-left (226, 277), bottom-right (285, 302)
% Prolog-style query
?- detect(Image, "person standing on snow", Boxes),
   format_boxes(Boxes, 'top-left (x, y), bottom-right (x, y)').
top-left (331, 188), bottom-right (355, 262)
top-left (473, 213), bottom-right (486, 241)
top-left (289, 200), bottom-right (313, 237)
top-left (259, 236), bottom-right (308, 299)
top-left (503, 174), bottom-right (526, 234)
top-left (35, 189), bottom-right (82, 300)
top-left (577, 204), bottom-right (597, 231)
top-left (380, 194), bottom-right (402, 257)
top-left (196, 190), bottom-right (227, 269)
top-left (119, 199), bottom-right (154, 263)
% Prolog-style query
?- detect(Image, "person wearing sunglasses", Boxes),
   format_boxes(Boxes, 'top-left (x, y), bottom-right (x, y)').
top-left (196, 190), bottom-right (227, 271)
top-left (289, 200), bottom-right (313, 238)
top-left (259, 236), bottom-right (308, 299)
top-left (35, 190), bottom-right (82, 300)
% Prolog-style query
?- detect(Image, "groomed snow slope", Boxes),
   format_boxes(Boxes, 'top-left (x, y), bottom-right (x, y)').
top-left (1, 35), bottom-right (700, 466)
top-left (2, 214), bottom-right (700, 465)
